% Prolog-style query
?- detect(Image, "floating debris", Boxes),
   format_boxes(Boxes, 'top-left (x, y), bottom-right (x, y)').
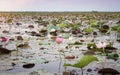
top-left (0, 47), bottom-right (12, 54)
top-left (23, 63), bottom-right (35, 69)
top-left (98, 68), bottom-right (120, 75)
top-left (17, 43), bottom-right (30, 49)
top-left (87, 68), bottom-right (92, 72)
top-left (65, 55), bottom-right (75, 60)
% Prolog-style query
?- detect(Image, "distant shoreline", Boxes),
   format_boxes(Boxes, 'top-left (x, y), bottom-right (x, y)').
top-left (0, 11), bottom-right (120, 13)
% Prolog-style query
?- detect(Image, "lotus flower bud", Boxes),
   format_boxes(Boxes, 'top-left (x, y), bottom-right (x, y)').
top-left (55, 37), bottom-right (63, 44)
top-left (1, 37), bottom-right (7, 42)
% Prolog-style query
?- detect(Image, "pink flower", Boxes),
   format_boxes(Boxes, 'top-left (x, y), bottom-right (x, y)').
top-left (96, 43), bottom-right (102, 48)
top-left (55, 37), bottom-right (63, 44)
top-left (102, 42), bottom-right (107, 48)
top-left (1, 37), bottom-right (7, 42)
top-left (96, 42), bottom-right (107, 49)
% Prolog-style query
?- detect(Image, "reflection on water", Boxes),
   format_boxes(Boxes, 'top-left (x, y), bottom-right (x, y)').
top-left (0, 60), bottom-right (81, 75)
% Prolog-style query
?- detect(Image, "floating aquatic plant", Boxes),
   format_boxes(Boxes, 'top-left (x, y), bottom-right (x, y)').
top-left (84, 28), bottom-right (94, 34)
top-left (87, 42), bottom-right (115, 53)
top-left (64, 55), bottom-right (98, 75)
top-left (107, 53), bottom-right (119, 61)
top-left (64, 55), bottom-right (98, 68)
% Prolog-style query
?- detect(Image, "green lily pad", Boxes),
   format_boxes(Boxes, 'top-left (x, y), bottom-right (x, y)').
top-left (107, 53), bottom-right (119, 60)
top-left (62, 34), bottom-right (70, 39)
top-left (64, 55), bottom-right (98, 68)
top-left (84, 28), bottom-right (94, 34)
top-left (47, 25), bottom-right (60, 32)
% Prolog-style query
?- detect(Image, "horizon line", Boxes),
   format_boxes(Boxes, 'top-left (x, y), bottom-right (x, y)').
top-left (0, 10), bottom-right (120, 13)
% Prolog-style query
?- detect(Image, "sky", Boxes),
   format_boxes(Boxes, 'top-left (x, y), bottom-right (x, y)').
top-left (0, 0), bottom-right (120, 12)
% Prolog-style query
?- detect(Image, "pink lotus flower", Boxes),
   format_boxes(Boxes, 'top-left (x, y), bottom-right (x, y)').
top-left (96, 42), bottom-right (107, 49)
top-left (55, 37), bottom-right (63, 44)
top-left (1, 37), bottom-right (7, 42)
